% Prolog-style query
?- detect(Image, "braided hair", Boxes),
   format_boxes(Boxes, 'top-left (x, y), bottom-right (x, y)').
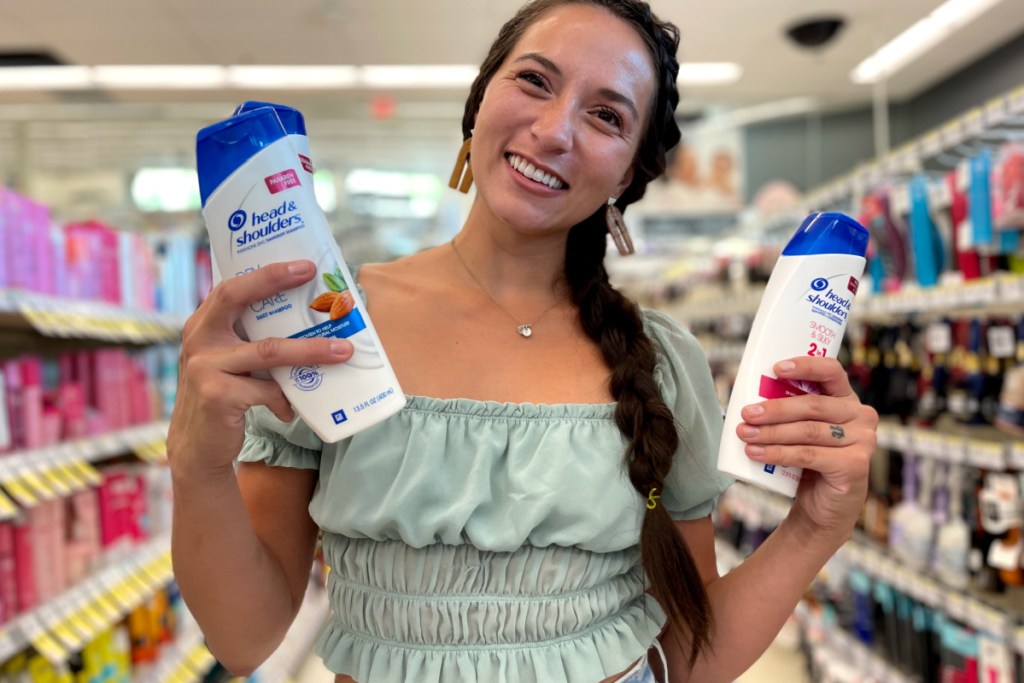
top-left (461, 0), bottom-right (712, 667)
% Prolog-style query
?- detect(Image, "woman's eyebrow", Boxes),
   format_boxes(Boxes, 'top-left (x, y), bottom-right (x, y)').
top-left (512, 53), bottom-right (639, 123)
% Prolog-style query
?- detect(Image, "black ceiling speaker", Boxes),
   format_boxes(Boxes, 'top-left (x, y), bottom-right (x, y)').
top-left (786, 17), bottom-right (846, 49)
top-left (0, 51), bottom-right (66, 67)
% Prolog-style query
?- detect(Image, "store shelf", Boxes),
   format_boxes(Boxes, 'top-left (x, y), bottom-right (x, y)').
top-left (725, 481), bottom-right (1024, 639)
top-left (671, 273), bottom-right (1024, 326)
top-left (875, 419), bottom-right (1023, 472)
top-left (0, 535), bottom-right (173, 666)
top-left (743, 85), bottom-right (1024, 238)
top-left (137, 628), bottom-right (216, 683)
top-left (0, 421), bottom-right (169, 517)
top-left (796, 602), bottom-right (916, 683)
top-left (0, 289), bottom-right (185, 344)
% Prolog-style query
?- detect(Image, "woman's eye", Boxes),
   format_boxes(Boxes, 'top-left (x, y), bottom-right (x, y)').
top-left (517, 71), bottom-right (546, 89)
top-left (597, 107), bottom-right (623, 129)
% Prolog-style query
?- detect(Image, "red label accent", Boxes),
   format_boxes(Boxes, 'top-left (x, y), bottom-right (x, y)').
top-left (299, 154), bottom-right (314, 174)
top-left (265, 169), bottom-right (300, 194)
top-left (848, 276), bottom-right (859, 294)
top-left (758, 375), bottom-right (822, 399)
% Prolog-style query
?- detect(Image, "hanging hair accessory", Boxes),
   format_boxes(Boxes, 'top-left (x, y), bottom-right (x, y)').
top-left (646, 487), bottom-right (660, 510)
top-left (606, 198), bottom-right (634, 256)
top-left (448, 135), bottom-right (474, 193)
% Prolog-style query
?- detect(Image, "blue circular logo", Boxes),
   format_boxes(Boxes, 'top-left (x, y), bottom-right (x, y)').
top-left (811, 278), bottom-right (829, 291)
top-left (291, 365), bottom-right (323, 392)
top-left (228, 210), bottom-right (247, 231)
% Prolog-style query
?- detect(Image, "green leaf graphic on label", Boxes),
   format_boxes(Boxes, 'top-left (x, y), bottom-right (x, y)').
top-left (323, 272), bottom-right (343, 292)
top-left (334, 268), bottom-right (348, 292)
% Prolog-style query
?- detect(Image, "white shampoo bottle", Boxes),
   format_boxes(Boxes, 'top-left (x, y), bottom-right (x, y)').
top-left (196, 107), bottom-right (405, 442)
top-left (717, 212), bottom-right (869, 497)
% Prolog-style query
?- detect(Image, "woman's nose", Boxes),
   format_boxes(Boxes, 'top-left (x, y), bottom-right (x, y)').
top-left (530, 98), bottom-right (574, 153)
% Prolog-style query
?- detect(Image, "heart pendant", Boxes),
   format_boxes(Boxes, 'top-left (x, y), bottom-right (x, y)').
top-left (517, 324), bottom-right (533, 338)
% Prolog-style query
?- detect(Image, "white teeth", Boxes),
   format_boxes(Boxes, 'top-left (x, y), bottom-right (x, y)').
top-left (507, 154), bottom-right (565, 189)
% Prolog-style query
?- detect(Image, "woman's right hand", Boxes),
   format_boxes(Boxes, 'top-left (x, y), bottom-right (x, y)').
top-left (167, 259), bottom-right (353, 478)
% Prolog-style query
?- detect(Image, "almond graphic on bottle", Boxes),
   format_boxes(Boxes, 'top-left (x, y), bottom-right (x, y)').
top-left (309, 292), bottom-right (337, 312)
top-left (309, 267), bottom-right (356, 320)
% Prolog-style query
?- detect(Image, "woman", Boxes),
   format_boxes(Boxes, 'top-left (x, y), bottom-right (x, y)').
top-left (169, 1), bottom-right (878, 681)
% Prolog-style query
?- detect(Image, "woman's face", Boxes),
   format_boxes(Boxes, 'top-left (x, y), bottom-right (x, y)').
top-left (469, 4), bottom-right (656, 236)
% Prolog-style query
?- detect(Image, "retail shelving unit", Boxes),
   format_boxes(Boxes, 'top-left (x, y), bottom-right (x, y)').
top-left (0, 288), bottom-right (211, 682)
top-left (678, 81), bottom-right (1024, 681)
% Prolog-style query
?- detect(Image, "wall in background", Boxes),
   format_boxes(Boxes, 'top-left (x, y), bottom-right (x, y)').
top-left (742, 30), bottom-right (1024, 201)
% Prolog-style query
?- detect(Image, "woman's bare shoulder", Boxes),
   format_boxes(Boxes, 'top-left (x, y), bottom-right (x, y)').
top-left (358, 246), bottom-right (452, 302)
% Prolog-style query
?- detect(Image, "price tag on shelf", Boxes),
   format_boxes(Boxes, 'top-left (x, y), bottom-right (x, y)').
top-left (919, 577), bottom-right (941, 607)
top-left (68, 459), bottom-right (102, 488)
top-left (1014, 626), bottom-right (1024, 655)
top-left (947, 591), bottom-right (969, 622)
top-left (22, 615), bottom-right (67, 665)
top-left (16, 465), bottom-right (58, 501)
top-left (941, 435), bottom-right (967, 464)
top-left (891, 426), bottom-right (912, 453)
top-left (921, 130), bottom-right (943, 158)
top-left (0, 487), bottom-right (19, 520)
top-left (965, 599), bottom-right (987, 632)
top-left (125, 569), bottom-right (152, 603)
top-left (962, 108), bottom-right (985, 138)
top-left (37, 460), bottom-right (73, 498)
top-left (938, 120), bottom-right (961, 151)
top-left (875, 423), bottom-right (893, 449)
top-left (926, 322), bottom-right (953, 354)
top-left (967, 439), bottom-right (1007, 470)
top-left (1, 471), bottom-right (40, 508)
top-left (988, 325), bottom-right (1016, 359)
top-left (984, 96), bottom-right (1008, 127)
top-left (1011, 443), bottom-right (1024, 471)
top-left (48, 617), bottom-right (84, 652)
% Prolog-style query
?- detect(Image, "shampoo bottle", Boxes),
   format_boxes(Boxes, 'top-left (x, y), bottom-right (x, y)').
top-left (196, 107), bottom-right (405, 442)
top-left (717, 212), bottom-right (869, 497)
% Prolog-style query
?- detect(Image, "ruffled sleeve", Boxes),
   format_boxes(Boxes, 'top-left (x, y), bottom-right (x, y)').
top-left (643, 309), bottom-right (734, 519)
top-left (236, 405), bottom-right (324, 470)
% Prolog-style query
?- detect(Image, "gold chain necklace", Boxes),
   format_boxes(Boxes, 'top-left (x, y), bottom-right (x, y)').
top-left (450, 238), bottom-right (562, 338)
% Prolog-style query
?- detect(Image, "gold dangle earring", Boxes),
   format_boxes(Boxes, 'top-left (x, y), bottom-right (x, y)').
top-left (605, 198), bottom-right (634, 256)
top-left (448, 134), bottom-right (474, 193)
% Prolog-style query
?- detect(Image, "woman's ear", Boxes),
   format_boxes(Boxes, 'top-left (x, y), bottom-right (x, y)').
top-left (614, 166), bottom-right (635, 197)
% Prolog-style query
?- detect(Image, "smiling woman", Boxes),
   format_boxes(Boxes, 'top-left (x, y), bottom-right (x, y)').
top-left (168, 1), bottom-right (878, 682)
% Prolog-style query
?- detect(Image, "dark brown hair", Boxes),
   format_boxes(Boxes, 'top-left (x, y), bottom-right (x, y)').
top-left (461, 0), bottom-right (712, 668)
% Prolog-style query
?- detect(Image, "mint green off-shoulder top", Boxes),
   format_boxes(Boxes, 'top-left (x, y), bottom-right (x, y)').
top-left (237, 307), bottom-right (733, 683)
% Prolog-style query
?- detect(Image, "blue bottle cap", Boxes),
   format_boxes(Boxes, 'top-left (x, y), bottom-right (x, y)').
top-left (782, 212), bottom-right (870, 258)
top-left (196, 108), bottom-right (287, 206)
top-left (233, 100), bottom-right (307, 136)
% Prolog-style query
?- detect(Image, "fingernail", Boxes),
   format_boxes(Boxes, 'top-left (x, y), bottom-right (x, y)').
top-left (329, 340), bottom-right (351, 357)
top-left (746, 445), bottom-right (766, 458)
top-left (740, 425), bottom-right (760, 438)
top-left (776, 360), bottom-right (796, 373)
top-left (289, 261), bottom-right (312, 275)
top-left (744, 404), bottom-right (765, 417)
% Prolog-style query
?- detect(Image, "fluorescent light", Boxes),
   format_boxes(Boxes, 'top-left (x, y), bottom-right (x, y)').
top-left (677, 63), bottom-right (742, 86)
top-left (227, 65), bottom-right (359, 89)
top-left (0, 66), bottom-right (92, 90)
top-left (699, 96), bottom-right (820, 131)
top-left (93, 65), bottom-right (226, 89)
top-left (852, 0), bottom-right (1004, 83)
top-left (359, 65), bottom-right (479, 88)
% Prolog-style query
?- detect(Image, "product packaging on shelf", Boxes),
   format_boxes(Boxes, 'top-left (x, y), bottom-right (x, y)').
top-left (195, 104), bottom-right (405, 442)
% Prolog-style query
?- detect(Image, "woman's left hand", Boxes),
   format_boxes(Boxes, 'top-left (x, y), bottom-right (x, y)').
top-left (735, 356), bottom-right (878, 541)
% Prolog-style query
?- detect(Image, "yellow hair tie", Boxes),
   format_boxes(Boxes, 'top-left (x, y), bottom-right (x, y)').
top-left (646, 487), bottom-right (660, 510)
